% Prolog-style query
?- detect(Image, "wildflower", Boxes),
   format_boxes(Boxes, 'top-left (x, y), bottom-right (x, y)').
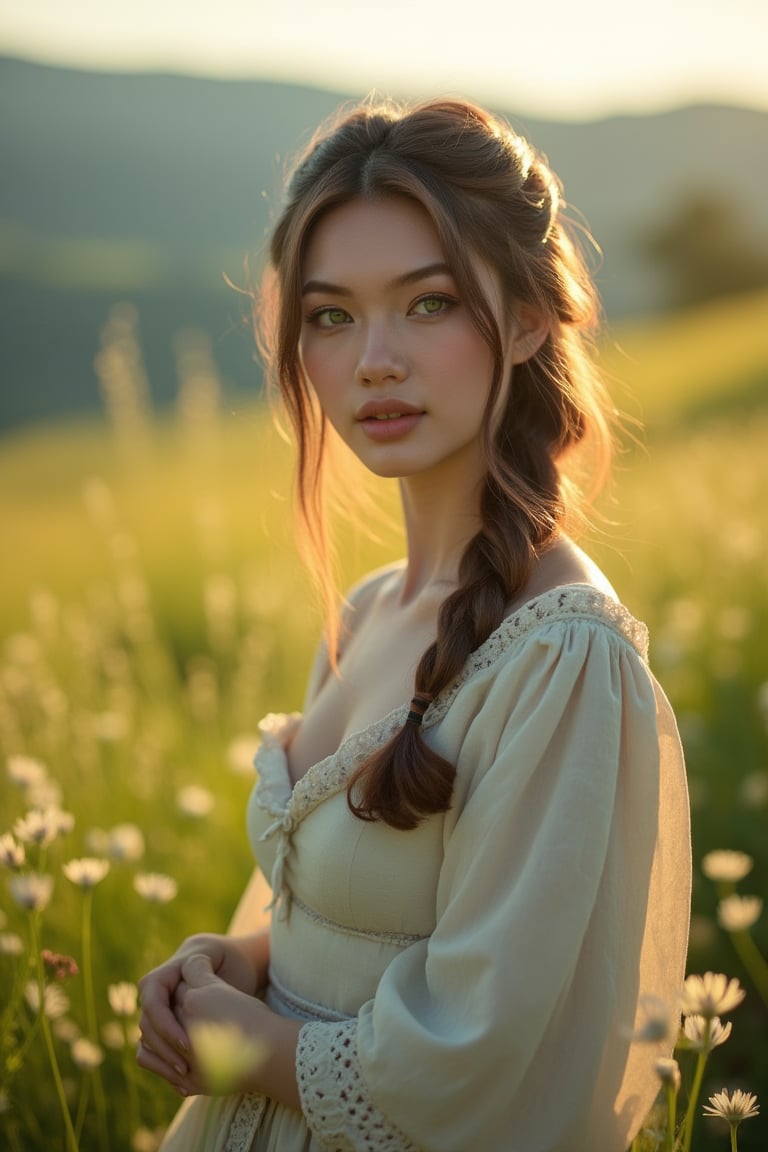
top-left (0, 833), bottom-right (25, 869)
top-left (701, 850), bottom-right (753, 883)
top-left (26, 777), bottom-right (63, 810)
top-left (188, 1020), bottom-right (267, 1094)
top-left (627, 994), bottom-right (671, 1043)
top-left (0, 932), bottom-right (23, 955)
top-left (14, 806), bottom-right (74, 848)
top-left (176, 784), bottom-right (215, 818)
top-left (133, 872), bottom-right (178, 903)
top-left (655, 1057), bottom-right (681, 1091)
top-left (62, 857), bottom-right (110, 889)
top-left (108, 981), bottom-right (138, 1016)
top-left (9, 872), bottom-right (54, 911)
top-left (53, 1017), bottom-right (81, 1043)
top-left (70, 1037), bottom-right (104, 1070)
top-left (680, 972), bottom-right (746, 1019)
top-left (717, 894), bottom-right (763, 933)
top-left (682, 1014), bottom-right (732, 1052)
top-left (703, 1088), bottom-right (759, 1126)
top-left (6, 754), bottom-right (48, 791)
top-left (103, 1017), bottom-right (139, 1049)
top-left (107, 822), bottom-right (145, 861)
top-left (25, 980), bottom-right (70, 1019)
top-left (42, 950), bottom-right (79, 981)
top-left (101, 1021), bottom-right (126, 1050)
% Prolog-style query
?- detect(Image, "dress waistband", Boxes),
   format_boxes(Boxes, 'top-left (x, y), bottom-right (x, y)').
top-left (266, 966), bottom-right (353, 1024)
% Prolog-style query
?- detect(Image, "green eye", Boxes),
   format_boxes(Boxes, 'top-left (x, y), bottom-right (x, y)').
top-left (412, 295), bottom-right (453, 316)
top-left (310, 307), bottom-right (351, 328)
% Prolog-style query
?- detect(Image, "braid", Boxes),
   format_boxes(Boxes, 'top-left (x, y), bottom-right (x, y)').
top-left (347, 462), bottom-right (558, 830)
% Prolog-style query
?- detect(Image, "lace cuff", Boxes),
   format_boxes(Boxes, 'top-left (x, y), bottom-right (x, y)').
top-left (296, 1019), bottom-right (419, 1151)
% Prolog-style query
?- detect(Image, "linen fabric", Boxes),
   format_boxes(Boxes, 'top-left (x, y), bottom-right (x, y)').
top-left (158, 585), bottom-right (691, 1152)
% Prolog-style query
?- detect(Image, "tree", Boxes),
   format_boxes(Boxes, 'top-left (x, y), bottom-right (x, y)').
top-left (641, 190), bottom-right (768, 309)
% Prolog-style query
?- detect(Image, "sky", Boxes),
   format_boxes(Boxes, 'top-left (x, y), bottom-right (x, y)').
top-left (0, 0), bottom-right (766, 120)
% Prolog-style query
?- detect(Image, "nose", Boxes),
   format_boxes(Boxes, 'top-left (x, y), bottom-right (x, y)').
top-left (355, 320), bottom-right (407, 386)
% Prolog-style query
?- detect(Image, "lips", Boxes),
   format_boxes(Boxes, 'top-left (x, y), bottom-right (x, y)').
top-left (355, 400), bottom-right (424, 443)
top-left (355, 399), bottom-right (424, 422)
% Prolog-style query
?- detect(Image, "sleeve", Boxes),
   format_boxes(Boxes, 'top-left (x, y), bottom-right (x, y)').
top-left (295, 619), bottom-right (691, 1152)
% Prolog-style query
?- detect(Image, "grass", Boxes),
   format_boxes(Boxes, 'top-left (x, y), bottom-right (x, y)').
top-left (1, 293), bottom-right (767, 1150)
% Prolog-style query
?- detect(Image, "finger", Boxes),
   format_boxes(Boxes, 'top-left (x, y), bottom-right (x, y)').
top-left (139, 980), bottom-right (190, 1056)
top-left (180, 953), bottom-right (218, 986)
top-left (136, 1037), bottom-right (189, 1094)
top-left (138, 999), bottom-right (190, 1073)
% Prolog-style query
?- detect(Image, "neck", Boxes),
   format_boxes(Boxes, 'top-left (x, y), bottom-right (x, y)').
top-left (397, 460), bottom-right (485, 604)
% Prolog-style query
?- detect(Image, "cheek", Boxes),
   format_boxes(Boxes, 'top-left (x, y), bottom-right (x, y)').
top-left (438, 330), bottom-right (496, 400)
top-left (298, 336), bottom-right (343, 392)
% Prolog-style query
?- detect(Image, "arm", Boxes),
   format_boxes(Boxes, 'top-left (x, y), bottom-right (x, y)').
top-left (295, 620), bottom-right (690, 1151)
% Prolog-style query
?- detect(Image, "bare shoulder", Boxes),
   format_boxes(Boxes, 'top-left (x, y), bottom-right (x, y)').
top-left (514, 535), bottom-right (617, 610)
top-left (555, 537), bottom-right (617, 598)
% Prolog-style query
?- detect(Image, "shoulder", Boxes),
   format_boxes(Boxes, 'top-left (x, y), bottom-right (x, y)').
top-left (424, 584), bottom-right (651, 736)
top-left (480, 584), bottom-right (649, 675)
top-left (508, 535), bottom-right (617, 613)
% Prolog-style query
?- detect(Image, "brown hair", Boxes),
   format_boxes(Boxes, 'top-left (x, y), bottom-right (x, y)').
top-left (259, 97), bottom-right (615, 829)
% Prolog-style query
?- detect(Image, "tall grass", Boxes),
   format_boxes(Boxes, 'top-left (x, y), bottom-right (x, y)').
top-left (1, 298), bottom-right (766, 1150)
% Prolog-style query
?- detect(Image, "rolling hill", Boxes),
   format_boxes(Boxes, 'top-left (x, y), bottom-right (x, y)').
top-left (2, 57), bottom-right (767, 431)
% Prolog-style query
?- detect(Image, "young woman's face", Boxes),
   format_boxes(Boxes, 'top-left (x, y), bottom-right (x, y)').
top-left (298, 195), bottom-right (511, 489)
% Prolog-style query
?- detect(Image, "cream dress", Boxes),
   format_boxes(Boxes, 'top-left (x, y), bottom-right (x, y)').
top-left (159, 585), bottom-right (691, 1152)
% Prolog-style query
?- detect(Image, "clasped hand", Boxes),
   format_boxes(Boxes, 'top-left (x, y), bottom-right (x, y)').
top-left (137, 932), bottom-right (269, 1097)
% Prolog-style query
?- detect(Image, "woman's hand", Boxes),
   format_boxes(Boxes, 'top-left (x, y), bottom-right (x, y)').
top-left (138, 948), bottom-right (303, 1108)
top-left (137, 931), bottom-right (269, 1092)
top-left (139, 953), bottom-right (270, 1095)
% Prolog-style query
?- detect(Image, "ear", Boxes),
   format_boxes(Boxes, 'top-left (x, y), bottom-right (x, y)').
top-left (506, 304), bottom-right (549, 365)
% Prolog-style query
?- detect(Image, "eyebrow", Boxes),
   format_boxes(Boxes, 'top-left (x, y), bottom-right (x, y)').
top-left (301, 262), bottom-right (453, 296)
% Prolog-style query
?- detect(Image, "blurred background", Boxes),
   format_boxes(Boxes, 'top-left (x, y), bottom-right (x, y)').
top-left (1, 3), bottom-right (767, 1150)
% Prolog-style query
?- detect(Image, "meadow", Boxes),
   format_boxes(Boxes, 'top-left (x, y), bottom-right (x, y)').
top-left (1, 291), bottom-right (767, 1150)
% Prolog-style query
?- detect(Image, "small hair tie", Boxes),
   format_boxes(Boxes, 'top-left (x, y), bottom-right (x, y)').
top-left (406, 693), bottom-right (432, 726)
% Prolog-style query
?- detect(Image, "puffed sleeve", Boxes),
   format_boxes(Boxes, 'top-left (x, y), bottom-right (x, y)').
top-left (295, 618), bottom-right (691, 1152)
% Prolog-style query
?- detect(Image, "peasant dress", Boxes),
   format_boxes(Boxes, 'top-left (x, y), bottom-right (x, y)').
top-left (159, 585), bottom-right (691, 1152)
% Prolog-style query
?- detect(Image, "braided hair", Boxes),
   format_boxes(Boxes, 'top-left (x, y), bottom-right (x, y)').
top-left (259, 98), bottom-right (615, 829)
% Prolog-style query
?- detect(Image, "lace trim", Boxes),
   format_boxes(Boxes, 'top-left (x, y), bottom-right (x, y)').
top-left (223, 1092), bottom-right (267, 1152)
top-left (424, 584), bottom-right (649, 729)
top-left (296, 1020), bottom-right (419, 1152)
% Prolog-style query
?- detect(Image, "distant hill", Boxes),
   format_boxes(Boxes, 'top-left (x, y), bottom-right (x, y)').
top-left (2, 57), bottom-right (768, 432)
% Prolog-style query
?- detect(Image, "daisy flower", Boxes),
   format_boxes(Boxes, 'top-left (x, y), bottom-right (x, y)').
top-left (703, 1088), bottom-right (759, 1126)
top-left (680, 972), bottom-right (745, 1019)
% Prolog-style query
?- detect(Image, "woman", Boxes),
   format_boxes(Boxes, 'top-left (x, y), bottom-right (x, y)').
top-left (137, 97), bottom-right (691, 1152)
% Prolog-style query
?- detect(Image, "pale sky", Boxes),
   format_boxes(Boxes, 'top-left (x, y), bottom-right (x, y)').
top-left (0, 0), bottom-right (766, 120)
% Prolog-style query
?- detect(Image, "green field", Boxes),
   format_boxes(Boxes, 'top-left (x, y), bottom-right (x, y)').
top-left (1, 292), bottom-right (767, 1150)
